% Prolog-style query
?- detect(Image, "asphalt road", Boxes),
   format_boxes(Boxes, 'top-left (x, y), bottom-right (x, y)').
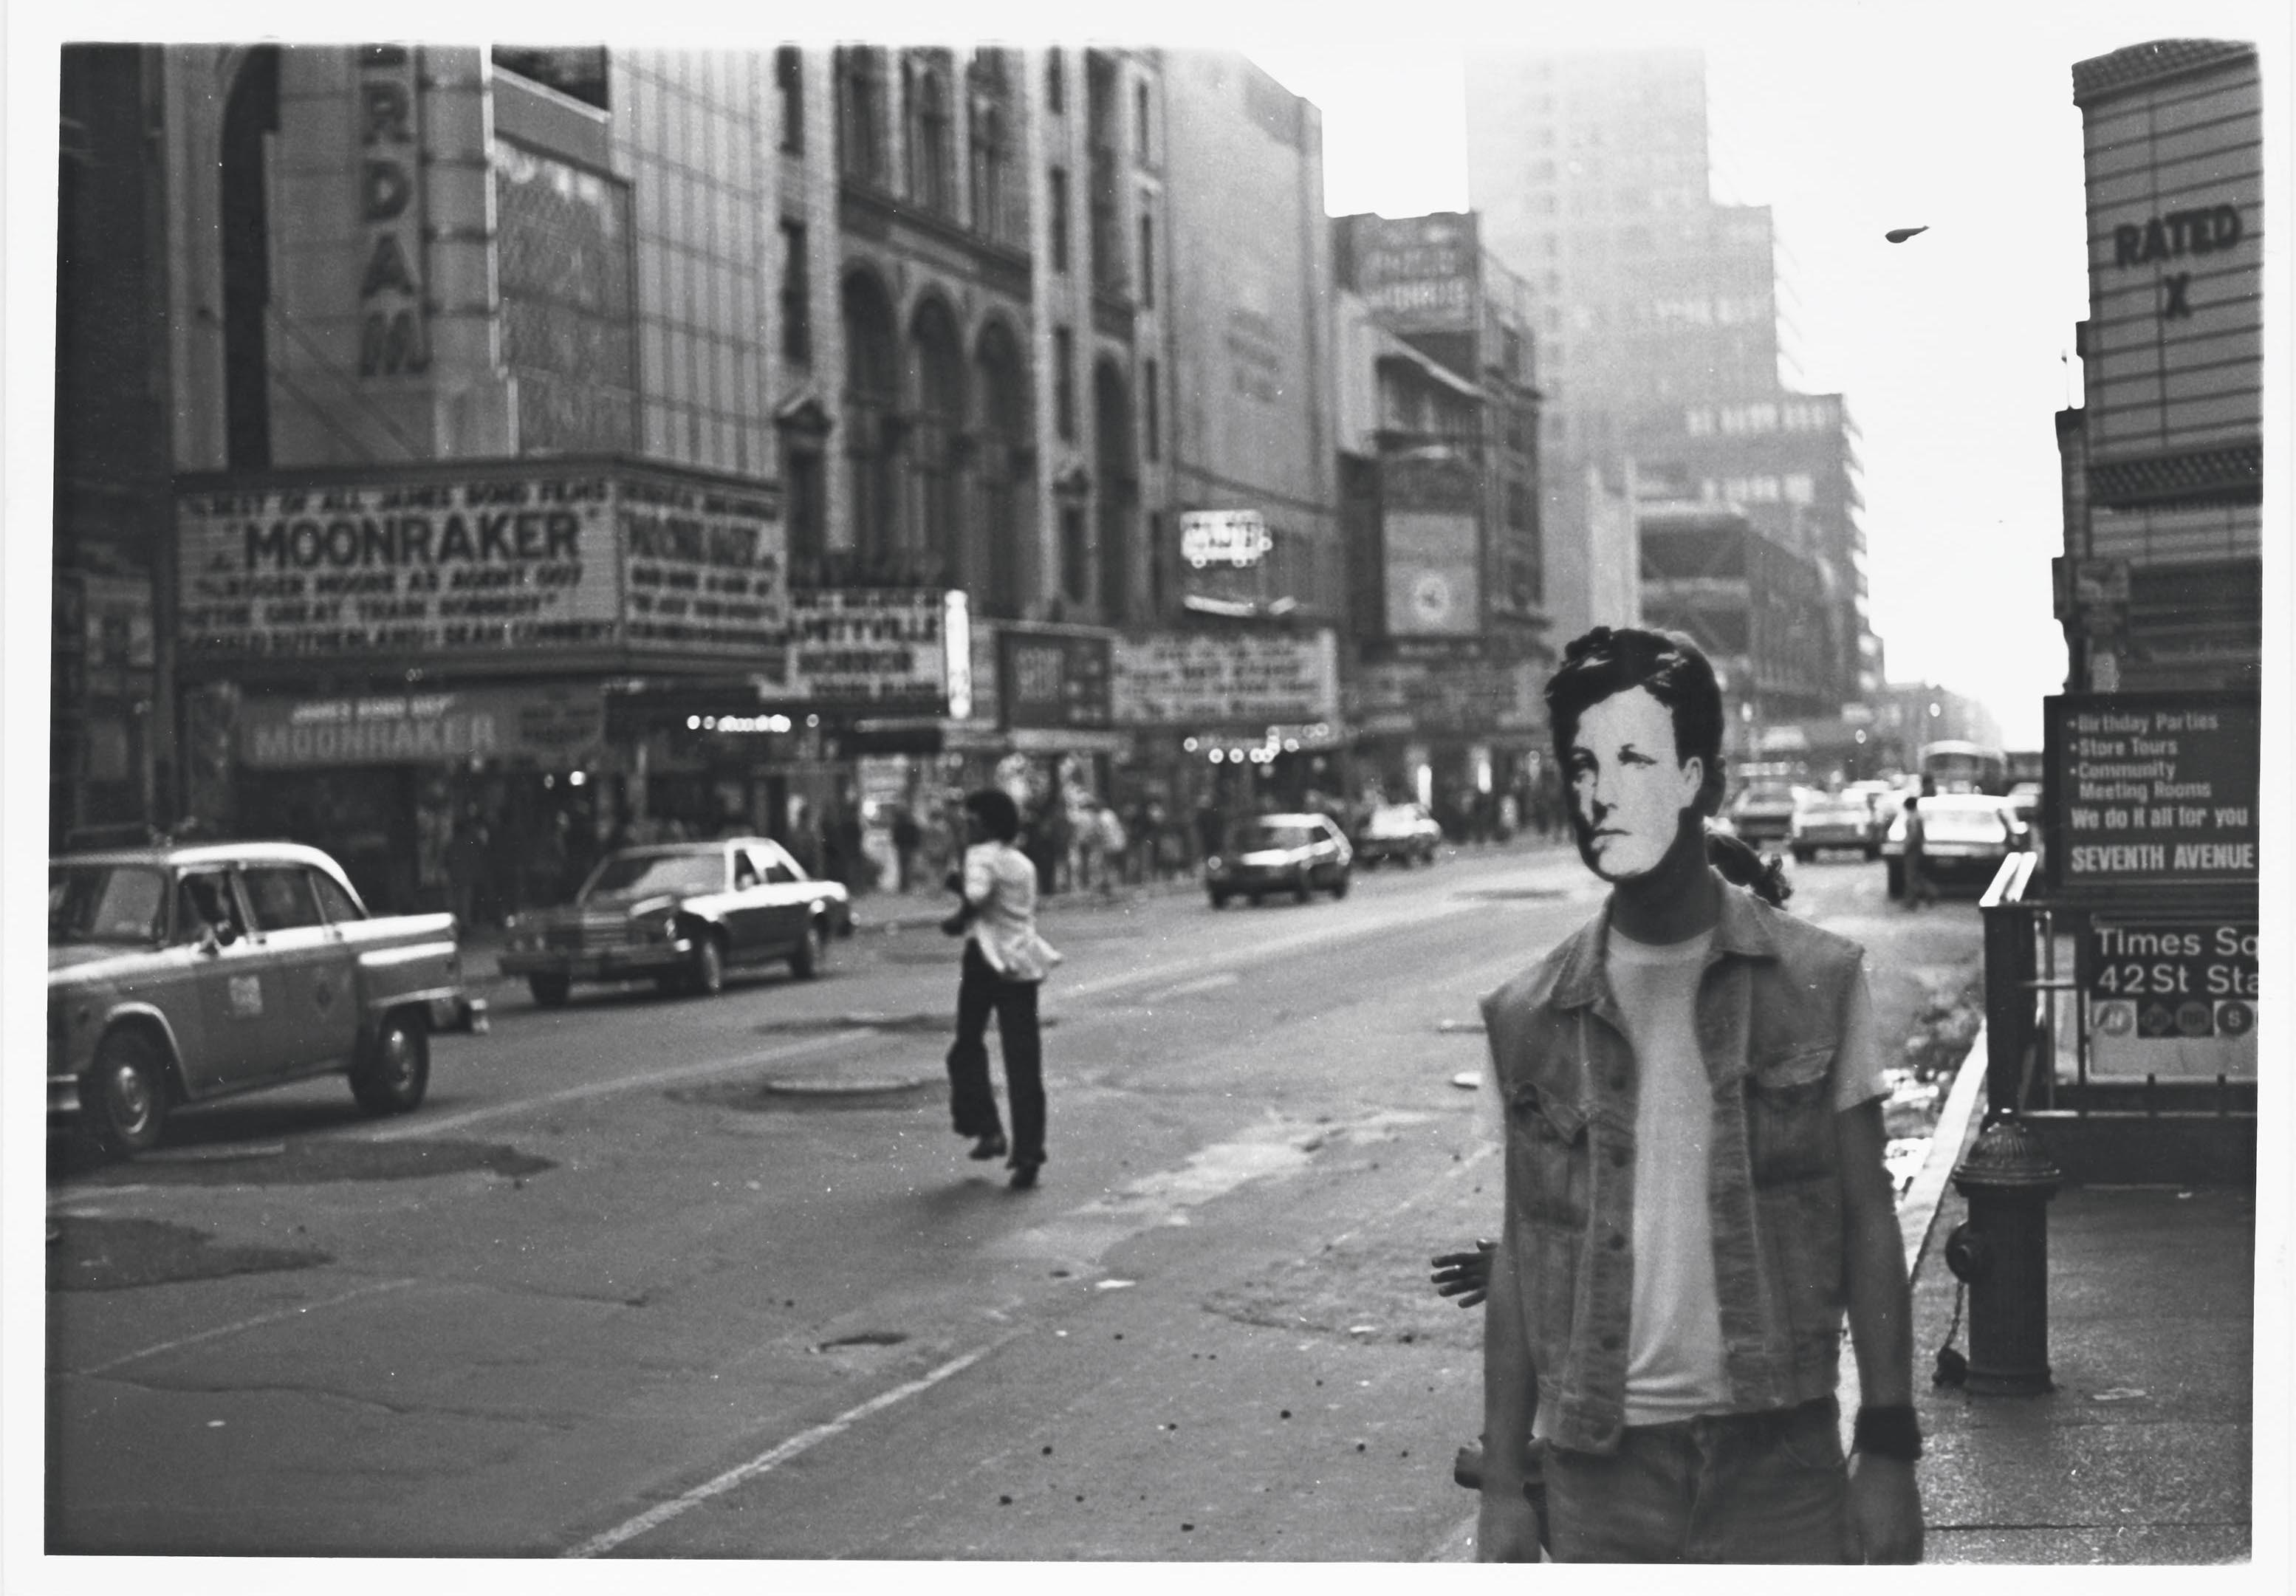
top-left (45, 839), bottom-right (1985, 1560)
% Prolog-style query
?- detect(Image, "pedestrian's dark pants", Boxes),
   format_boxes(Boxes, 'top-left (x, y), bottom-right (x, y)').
top-left (946, 940), bottom-right (1044, 1168)
top-left (1542, 1398), bottom-right (1849, 1563)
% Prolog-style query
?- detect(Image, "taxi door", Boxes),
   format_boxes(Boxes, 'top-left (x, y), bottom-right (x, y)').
top-left (177, 866), bottom-right (282, 1089)
top-left (236, 863), bottom-right (362, 1080)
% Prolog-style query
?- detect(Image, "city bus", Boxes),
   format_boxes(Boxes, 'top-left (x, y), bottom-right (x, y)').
top-left (1918, 740), bottom-right (2009, 795)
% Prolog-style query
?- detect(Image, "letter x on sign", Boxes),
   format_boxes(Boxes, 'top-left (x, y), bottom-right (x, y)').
top-left (2164, 273), bottom-right (2193, 319)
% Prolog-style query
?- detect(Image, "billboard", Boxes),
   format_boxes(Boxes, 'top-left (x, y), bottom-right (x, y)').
top-left (1382, 444), bottom-right (1482, 637)
top-left (2042, 691), bottom-right (2258, 892)
top-left (177, 465), bottom-right (784, 666)
top-left (997, 624), bottom-right (1114, 730)
top-left (1349, 212), bottom-right (1481, 332)
top-left (764, 589), bottom-right (959, 713)
top-left (239, 683), bottom-right (606, 769)
top-left (1112, 631), bottom-right (1339, 727)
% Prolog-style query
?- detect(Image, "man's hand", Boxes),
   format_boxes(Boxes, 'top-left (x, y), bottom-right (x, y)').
top-left (1846, 1452), bottom-right (1924, 1562)
top-left (1430, 1241), bottom-right (1495, 1308)
top-left (1476, 1487), bottom-right (1543, 1563)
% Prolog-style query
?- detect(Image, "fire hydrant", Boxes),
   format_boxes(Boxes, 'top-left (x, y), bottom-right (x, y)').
top-left (1944, 1114), bottom-right (2065, 1395)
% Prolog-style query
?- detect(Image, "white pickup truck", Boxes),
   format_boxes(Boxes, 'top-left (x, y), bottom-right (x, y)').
top-left (47, 840), bottom-right (481, 1157)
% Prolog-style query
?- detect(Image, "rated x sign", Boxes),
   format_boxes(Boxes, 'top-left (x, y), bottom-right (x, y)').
top-left (2163, 272), bottom-right (2193, 318)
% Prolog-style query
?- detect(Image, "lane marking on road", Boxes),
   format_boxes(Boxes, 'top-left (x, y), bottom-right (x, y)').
top-left (69, 1277), bottom-right (422, 1379)
top-left (361, 1027), bottom-right (874, 1142)
top-left (1144, 970), bottom-right (1242, 999)
top-left (563, 1331), bottom-right (1021, 1558)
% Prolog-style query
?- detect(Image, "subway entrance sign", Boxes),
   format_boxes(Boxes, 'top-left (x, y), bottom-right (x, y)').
top-left (2079, 918), bottom-right (2258, 1079)
top-left (2041, 691), bottom-right (2258, 894)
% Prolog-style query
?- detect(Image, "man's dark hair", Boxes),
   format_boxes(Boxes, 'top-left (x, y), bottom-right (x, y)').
top-left (964, 787), bottom-right (1022, 843)
top-left (1544, 626), bottom-right (1727, 816)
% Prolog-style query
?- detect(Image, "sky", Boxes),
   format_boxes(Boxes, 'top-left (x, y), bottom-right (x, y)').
top-left (1247, 1), bottom-right (2290, 749)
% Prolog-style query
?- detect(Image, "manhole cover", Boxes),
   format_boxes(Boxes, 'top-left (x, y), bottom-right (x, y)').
top-left (49, 1216), bottom-right (328, 1292)
top-left (59, 1139), bottom-right (553, 1188)
top-left (671, 1075), bottom-right (940, 1112)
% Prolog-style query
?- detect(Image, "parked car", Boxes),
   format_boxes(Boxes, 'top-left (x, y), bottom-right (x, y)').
top-left (1789, 787), bottom-right (1885, 861)
top-left (1882, 794), bottom-right (2030, 897)
top-left (1354, 802), bottom-right (1443, 868)
top-left (1726, 782), bottom-right (1800, 846)
top-left (500, 836), bottom-right (853, 1005)
top-left (1206, 813), bottom-right (1353, 907)
top-left (47, 840), bottom-right (472, 1157)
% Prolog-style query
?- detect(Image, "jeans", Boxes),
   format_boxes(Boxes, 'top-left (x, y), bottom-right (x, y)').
top-left (946, 941), bottom-right (1044, 1167)
top-left (1543, 1398), bottom-right (1848, 1563)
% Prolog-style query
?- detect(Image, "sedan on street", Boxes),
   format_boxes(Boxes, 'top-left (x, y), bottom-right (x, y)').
top-left (1726, 781), bottom-right (1799, 846)
top-left (500, 837), bottom-right (852, 1005)
top-left (1353, 802), bottom-right (1443, 868)
top-left (1206, 813), bottom-right (1353, 907)
top-left (1882, 795), bottom-right (2030, 897)
top-left (1789, 788), bottom-right (1885, 861)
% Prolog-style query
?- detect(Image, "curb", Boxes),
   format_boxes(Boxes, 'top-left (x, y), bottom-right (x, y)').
top-left (1900, 1026), bottom-right (1992, 1280)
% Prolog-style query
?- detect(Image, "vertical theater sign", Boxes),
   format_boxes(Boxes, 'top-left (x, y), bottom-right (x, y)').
top-left (357, 44), bottom-right (429, 376)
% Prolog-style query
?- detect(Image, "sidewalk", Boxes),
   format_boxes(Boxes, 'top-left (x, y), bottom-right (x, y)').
top-left (1431, 1032), bottom-right (2256, 1564)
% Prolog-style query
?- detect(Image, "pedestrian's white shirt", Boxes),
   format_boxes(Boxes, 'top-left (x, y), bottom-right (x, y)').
top-left (963, 841), bottom-right (1062, 982)
top-left (1603, 923), bottom-right (1887, 1425)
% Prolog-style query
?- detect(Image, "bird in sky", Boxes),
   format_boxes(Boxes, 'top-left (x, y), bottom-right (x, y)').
top-left (1885, 225), bottom-right (1931, 244)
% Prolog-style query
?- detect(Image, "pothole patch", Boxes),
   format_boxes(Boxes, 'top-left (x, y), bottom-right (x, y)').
top-left (64, 1139), bottom-right (554, 1188)
top-left (671, 1075), bottom-right (940, 1112)
top-left (48, 1216), bottom-right (329, 1292)
top-left (815, 1329), bottom-right (908, 1352)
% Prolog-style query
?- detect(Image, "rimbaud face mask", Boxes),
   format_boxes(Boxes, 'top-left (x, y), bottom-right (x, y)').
top-left (1568, 686), bottom-right (1704, 883)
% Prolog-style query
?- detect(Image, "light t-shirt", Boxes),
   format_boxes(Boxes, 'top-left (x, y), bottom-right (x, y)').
top-left (1517, 918), bottom-right (1886, 1436)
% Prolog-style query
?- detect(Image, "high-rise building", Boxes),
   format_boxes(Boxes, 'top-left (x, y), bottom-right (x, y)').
top-left (1465, 47), bottom-right (1876, 716)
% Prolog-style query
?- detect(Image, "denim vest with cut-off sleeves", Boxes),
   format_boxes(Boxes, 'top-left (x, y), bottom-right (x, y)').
top-left (1480, 874), bottom-right (1865, 1457)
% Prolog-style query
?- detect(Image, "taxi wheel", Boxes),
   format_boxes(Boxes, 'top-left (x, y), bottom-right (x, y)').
top-left (528, 973), bottom-right (572, 1008)
top-left (688, 934), bottom-right (726, 997)
top-left (1294, 876), bottom-right (1313, 904)
top-left (1330, 871), bottom-right (1351, 900)
top-left (84, 1027), bottom-right (171, 1157)
top-left (1208, 888), bottom-right (1230, 909)
top-left (790, 918), bottom-right (826, 979)
top-left (352, 1011), bottom-right (430, 1116)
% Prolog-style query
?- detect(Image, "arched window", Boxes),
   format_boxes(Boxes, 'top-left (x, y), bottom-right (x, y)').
top-left (974, 321), bottom-right (1033, 618)
top-left (1093, 361), bottom-right (1135, 623)
top-left (907, 296), bottom-right (967, 586)
top-left (841, 271), bottom-right (901, 564)
top-left (221, 45), bottom-right (280, 469)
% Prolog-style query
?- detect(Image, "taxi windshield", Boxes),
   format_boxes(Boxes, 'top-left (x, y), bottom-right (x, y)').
top-left (582, 852), bottom-right (724, 902)
top-left (1236, 821), bottom-right (1314, 851)
top-left (49, 865), bottom-right (169, 945)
